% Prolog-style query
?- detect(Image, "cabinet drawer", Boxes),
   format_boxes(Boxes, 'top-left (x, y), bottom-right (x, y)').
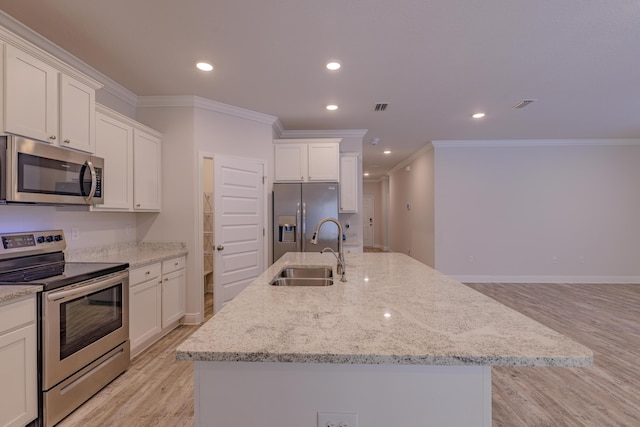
top-left (0, 296), bottom-right (36, 334)
top-left (162, 257), bottom-right (185, 275)
top-left (130, 263), bottom-right (162, 286)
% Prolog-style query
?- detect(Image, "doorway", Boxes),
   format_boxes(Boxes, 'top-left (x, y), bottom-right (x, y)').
top-left (198, 153), bottom-right (267, 319)
top-left (363, 195), bottom-right (374, 248)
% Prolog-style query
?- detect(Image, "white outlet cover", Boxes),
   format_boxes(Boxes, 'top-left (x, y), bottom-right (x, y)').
top-left (318, 412), bottom-right (358, 427)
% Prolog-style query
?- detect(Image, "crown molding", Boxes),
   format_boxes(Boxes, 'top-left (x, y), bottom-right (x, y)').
top-left (431, 138), bottom-right (640, 148)
top-left (0, 11), bottom-right (138, 106)
top-left (136, 95), bottom-right (279, 125)
top-left (279, 129), bottom-right (369, 139)
top-left (387, 143), bottom-right (434, 176)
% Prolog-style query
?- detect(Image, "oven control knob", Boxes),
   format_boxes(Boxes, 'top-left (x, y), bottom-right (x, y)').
top-left (46, 235), bottom-right (54, 242)
top-left (54, 235), bottom-right (63, 241)
top-left (37, 236), bottom-right (45, 244)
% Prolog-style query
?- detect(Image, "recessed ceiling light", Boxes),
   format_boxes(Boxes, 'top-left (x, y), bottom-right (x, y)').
top-left (383, 150), bottom-right (391, 154)
top-left (472, 112), bottom-right (486, 119)
top-left (326, 104), bottom-right (338, 111)
top-left (326, 61), bottom-right (341, 71)
top-left (196, 62), bottom-right (214, 72)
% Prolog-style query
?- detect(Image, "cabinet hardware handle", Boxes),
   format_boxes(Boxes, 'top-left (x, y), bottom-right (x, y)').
top-left (145, 271), bottom-right (150, 275)
top-left (64, 139), bottom-right (70, 143)
top-left (50, 135), bottom-right (57, 140)
top-left (164, 278), bottom-right (168, 282)
top-left (174, 262), bottom-right (179, 266)
top-left (136, 204), bottom-right (141, 207)
top-left (216, 245), bottom-right (224, 251)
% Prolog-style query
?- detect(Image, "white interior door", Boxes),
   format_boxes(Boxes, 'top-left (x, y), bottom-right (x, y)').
top-left (363, 195), bottom-right (375, 247)
top-left (214, 156), bottom-right (265, 314)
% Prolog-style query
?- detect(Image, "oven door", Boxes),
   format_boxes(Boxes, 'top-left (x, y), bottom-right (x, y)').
top-left (42, 270), bottom-right (128, 390)
top-left (6, 135), bottom-right (103, 205)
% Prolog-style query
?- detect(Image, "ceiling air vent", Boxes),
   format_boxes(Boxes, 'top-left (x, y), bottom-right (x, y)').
top-left (374, 103), bottom-right (389, 111)
top-left (512, 99), bottom-right (537, 109)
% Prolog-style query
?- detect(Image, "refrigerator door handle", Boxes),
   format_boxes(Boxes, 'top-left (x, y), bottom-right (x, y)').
top-left (296, 202), bottom-right (302, 252)
top-left (302, 202), bottom-right (307, 252)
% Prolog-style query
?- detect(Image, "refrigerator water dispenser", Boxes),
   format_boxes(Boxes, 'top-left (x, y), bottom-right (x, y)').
top-left (278, 216), bottom-right (297, 242)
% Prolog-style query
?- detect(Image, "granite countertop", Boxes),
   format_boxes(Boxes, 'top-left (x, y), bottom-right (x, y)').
top-left (176, 252), bottom-right (593, 367)
top-left (0, 285), bottom-right (42, 303)
top-left (1, 241), bottom-right (187, 303)
top-left (66, 241), bottom-right (188, 268)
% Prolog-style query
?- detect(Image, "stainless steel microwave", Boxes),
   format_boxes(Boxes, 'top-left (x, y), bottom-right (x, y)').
top-left (0, 135), bottom-right (104, 205)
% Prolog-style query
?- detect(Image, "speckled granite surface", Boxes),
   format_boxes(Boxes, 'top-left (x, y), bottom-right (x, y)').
top-left (66, 241), bottom-right (187, 268)
top-left (177, 252), bottom-right (593, 367)
top-left (0, 285), bottom-right (41, 303)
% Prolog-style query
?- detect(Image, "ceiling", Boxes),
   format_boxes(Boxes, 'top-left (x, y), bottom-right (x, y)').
top-left (1, 1), bottom-right (639, 178)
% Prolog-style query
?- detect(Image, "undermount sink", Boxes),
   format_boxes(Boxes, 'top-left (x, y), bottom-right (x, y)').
top-left (270, 266), bottom-right (334, 286)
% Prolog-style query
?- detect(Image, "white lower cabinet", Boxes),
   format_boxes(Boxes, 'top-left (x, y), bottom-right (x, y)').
top-left (129, 256), bottom-right (185, 358)
top-left (0, 295), bottom-right (37, 427)
top-left (129, 263), bottom-right (162, 357)
top-left (161, 257), bottom-right (186, 328)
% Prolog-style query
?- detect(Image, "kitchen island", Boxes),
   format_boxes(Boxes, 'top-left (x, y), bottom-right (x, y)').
top-left (177, 252), bottom-right (592, 426)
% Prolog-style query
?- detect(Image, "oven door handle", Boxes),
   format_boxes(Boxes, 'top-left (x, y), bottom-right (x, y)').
top-left (46, 271), bottom-right (128, 301)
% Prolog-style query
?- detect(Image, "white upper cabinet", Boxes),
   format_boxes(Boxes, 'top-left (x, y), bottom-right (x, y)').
top-left (92, 104), bottom-right (162, 213)
top-left (133, 129), bottom-right (162, 211)
top-left (274, 142), bottom-right (307, 181)
top-left (339, 153), bottom-right (359, 213)
top-left (3, 44), bottom-right (97, 152)
top-left (59, 73), bottom-right (96, 153)
top-left (274, 138), bottom-right (341, 182)
top-left (4, 44), bottom-right (59, 144)
top-left (93, 108), bottom-right (134, 211)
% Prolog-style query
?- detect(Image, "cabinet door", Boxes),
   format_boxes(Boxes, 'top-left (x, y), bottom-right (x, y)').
top-left (339, 155), bottom-right (359, 213)
top-left (161, 268), bottom-right (185, 328)
top-left (274, 143), bottom-right (307, 182)
top-left (59, 74), bottom-right (96, 153)
top-left (4, 45), bottom-right (59, 143)
top-left (0, 296), bottom-right (37, 427)
top-left (93, 112), bottom-right (134, 210)
top-left (129, 278), bottom-right (162, 355)
top-left (133, 130), bottom-right (162, 211)
top-left (308, 142), bottom-right (340, 182)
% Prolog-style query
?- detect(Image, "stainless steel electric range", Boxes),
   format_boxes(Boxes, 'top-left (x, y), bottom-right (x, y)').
top-left (0, 230), bottom-right (130, 427)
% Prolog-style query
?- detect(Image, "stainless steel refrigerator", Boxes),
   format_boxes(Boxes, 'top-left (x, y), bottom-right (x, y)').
top-left (273, 182), bottom-right (339, 262)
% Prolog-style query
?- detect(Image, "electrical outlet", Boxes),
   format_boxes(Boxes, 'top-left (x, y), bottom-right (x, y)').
top-left (552, 256), bottom-right (558, 264)
top-left (71, 227), bottom-right (80, 241)
top-left (318, 412), bottom-right (358, 427)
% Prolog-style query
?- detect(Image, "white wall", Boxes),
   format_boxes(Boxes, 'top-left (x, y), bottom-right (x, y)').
top-left (135, 101), bottom-right (275, 322)
top-left (433, 140), bottom-right (640, 283)
top-left (388, 146), bottom-right (435, 267)
top-left (0, 205), bottom-right (136, 249)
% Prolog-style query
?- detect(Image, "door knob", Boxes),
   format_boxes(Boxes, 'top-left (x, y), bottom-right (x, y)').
top-left (216, 245), bottom-right (224, 251)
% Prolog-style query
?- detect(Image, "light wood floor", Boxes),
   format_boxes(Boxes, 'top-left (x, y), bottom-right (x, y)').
top-left (57, 293), bottom-right (213, 427)
top-left (57, 285), bottom-right (640, 426)
top-left (467, 282), bottom-right (640, 427)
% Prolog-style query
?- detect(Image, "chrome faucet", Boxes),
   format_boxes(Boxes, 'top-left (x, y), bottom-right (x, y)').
top-left (310, 217), bottom-right (346, 282)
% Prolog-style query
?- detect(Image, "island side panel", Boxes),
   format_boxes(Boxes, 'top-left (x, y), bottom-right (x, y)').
top-left (194, 361), bottom-right (491, 427)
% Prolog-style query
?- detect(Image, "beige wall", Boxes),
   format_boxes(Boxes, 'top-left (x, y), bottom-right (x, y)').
top-left (388, 146), bottom-right (435, 266)
top-left (433, 140), bottom-right (640, 283)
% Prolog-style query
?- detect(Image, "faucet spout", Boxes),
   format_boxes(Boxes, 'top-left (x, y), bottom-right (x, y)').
top-left (310, 217), bottom-right (346, 282)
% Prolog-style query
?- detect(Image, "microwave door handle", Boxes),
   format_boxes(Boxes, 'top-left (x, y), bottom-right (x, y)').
top-left (82, 160), bottom-right (97, 202)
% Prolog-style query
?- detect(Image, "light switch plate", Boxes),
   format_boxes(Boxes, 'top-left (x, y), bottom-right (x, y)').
top-left (317, 412), bottom-right (358, 427)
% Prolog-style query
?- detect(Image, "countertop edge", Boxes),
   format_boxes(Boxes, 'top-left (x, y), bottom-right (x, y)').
top-left (0, 285), bottom-right (43, 303)
top-left (176, 350), bottom-right (593, 367)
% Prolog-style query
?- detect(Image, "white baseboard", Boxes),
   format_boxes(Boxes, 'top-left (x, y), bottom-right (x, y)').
top-left (182, 312), bottom-right (203, 325)
top-left (453, 275), bottom-right (640, 284)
